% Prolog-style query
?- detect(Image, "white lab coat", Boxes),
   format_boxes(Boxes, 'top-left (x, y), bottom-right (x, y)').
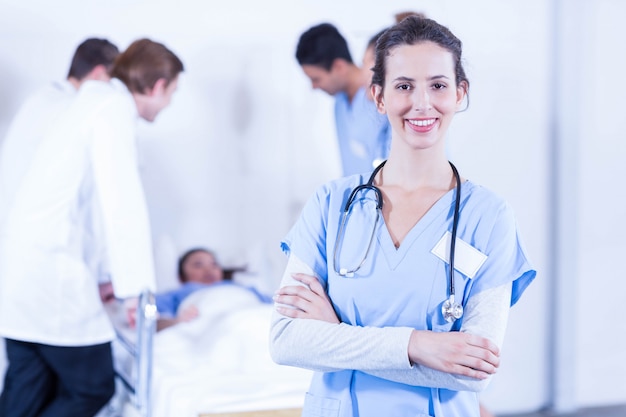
top-left (0, 80), bottom-right (76, 227)
top-left (0, 79), bottom-right (156, 346)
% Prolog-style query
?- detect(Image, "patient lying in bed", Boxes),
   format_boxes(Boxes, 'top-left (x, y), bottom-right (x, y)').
top-left (108, 247), bottom-right (312, 417)
top-left (155, 248), bottom-right (271, 331)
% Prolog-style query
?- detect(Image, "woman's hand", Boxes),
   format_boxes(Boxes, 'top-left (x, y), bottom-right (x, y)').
top-left (177, 305), bottom-right (199, 323)
top-left (274, 273), bottom-right (340, 324)
top-left (156, 305), bottom-right (199, 332)
top-left (408, 330), bottom-right (500, 379)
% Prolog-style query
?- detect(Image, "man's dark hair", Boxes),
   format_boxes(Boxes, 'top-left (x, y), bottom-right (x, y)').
top-left (295, 23), bottom-right (353, 70)
top-left (67, 38), bottom-right (119, 80)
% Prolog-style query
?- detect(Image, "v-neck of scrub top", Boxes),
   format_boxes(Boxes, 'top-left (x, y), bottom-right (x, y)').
top-left (376, 185), bottom-right (458, 270)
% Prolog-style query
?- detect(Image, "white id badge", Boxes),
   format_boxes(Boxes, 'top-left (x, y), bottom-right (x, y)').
top-left (431, 231), bottom-right (488, 279)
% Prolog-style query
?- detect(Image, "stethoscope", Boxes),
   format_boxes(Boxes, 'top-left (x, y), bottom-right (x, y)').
top-left (332, 160), bottom-right (464, 323)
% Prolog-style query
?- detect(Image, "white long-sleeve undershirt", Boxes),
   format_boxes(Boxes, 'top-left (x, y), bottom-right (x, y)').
top-left (269, 254), bottom-right (512, 392)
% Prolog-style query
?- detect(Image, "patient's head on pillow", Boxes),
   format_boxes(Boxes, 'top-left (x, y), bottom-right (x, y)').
top-left (178, 248), bottom-right (224, 284)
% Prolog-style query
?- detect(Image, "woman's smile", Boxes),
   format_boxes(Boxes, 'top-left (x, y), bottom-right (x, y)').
top-left (406, 117), bottom-right (438, 133)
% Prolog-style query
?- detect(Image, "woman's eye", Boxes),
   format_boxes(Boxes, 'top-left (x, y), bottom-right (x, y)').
top-left (432, 83), bottom-right (446, 90)
top-left (396, 83), bottom-right (411, 91)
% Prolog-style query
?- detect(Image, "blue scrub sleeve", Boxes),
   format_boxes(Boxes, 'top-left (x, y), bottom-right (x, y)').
top-left (154, 291), bottom-right (178, 317)
top-left (154, 283), bottom-right (206, 317)
top-left (281, 185), bottom-right (331, 283)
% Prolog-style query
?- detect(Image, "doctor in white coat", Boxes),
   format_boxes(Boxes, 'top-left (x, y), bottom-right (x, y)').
top-left (0, 37), bottom-right (120, 398)
top-left (0, 38), bottom-right (184, 417)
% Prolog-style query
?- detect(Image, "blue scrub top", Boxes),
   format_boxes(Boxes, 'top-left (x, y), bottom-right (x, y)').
top-left (282, 174), bottom-right (536, 417)
top-left (334, 88), bottom-right (390, 177)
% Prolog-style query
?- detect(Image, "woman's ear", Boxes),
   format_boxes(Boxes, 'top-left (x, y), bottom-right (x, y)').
top-left (372, 85), bottom-right (386, 114)
top-left (456, 81), bottom-right (468, 109)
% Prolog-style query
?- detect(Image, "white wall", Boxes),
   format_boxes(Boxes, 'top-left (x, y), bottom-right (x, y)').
top-left (570, 0), bottom-right (626, 408)
top-left (0, 0), bottom-right (624, 414)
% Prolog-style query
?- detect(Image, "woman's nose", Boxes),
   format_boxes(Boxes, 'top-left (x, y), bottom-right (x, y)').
top-left (413, 88), bottom-right (432, 111)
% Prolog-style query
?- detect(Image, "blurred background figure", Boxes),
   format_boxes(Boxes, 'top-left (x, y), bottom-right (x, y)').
top-left (154, 247), bottom-right (271, 331)
top-left (155, 248), bottom-right (225, 331)
top-left (0, 38), bottom-right (183, 417)
top-left (0, 38), bottom-right (121, 318)
top-left (0, 37), bottom-right (119, 227)
top-left (295, 22), bottom-right (390, 176)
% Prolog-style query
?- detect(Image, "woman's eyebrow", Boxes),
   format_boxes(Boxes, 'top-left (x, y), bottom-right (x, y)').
top-left (392, 74), bottom-right (451, 82)
top-left (392, 76), bottom-right (414, 82)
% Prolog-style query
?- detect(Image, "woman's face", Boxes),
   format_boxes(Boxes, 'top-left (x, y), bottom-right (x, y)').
top-left (374, 41), bottom-right (465, 152)
top-left (181, 251), bottom-right (223, 284)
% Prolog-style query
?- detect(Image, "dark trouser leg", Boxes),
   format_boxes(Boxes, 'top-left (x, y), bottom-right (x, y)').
top-left (38, 342), bottom-right (115, 417)
top-left (0, 339), bottom-right (55, 417)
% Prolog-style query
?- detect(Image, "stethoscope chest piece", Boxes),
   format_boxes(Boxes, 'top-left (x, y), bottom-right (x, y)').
top-left (442, 295), bottom-right (463, 323)
top-left (441, 162), bottom-right (464, 323)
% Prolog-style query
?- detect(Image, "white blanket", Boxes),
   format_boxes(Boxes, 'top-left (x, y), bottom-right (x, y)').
top-left (148, 284), bottom-right (312, 417)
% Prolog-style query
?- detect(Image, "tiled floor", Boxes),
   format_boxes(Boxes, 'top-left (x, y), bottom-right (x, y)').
top-left (499, 404), bottom-right (626, 417)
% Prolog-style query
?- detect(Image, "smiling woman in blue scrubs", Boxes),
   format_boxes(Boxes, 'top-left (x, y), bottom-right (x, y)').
top-left (270, 16), bottom-right (536, 417)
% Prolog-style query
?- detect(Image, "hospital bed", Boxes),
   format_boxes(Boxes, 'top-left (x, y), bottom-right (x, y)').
top-left (108, 283), bottom-right (311, 417)
top-left (111, 290), bottom-right (156, 417)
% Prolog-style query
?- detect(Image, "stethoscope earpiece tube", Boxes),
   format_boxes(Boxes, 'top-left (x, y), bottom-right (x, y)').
top-left (334, 161), bottom-right (386, 277)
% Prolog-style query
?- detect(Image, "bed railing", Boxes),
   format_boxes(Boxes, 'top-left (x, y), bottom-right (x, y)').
top-left (113, 289), bottom-right (157, 417)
